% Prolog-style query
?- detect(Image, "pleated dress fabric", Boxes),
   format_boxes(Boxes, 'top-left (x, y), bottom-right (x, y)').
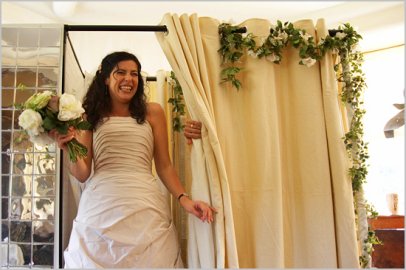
top-left (64, 117), bottom-right (183, 268)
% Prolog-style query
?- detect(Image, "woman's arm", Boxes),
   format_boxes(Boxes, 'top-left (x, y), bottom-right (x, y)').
top-left (147, 102), bottom-right (215, 223)
top-left (50, 127), bottom-right (93, 182)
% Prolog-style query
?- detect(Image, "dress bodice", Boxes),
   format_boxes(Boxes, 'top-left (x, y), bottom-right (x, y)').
top-left (92, 117), bottom-right (154, 175)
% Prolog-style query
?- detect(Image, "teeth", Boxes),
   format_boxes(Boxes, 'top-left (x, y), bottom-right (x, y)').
top-left (119, 86), bottom-right (132, 91)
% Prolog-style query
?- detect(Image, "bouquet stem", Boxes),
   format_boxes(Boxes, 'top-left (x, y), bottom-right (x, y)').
top-left (66, 138), bottom-right (88, 162)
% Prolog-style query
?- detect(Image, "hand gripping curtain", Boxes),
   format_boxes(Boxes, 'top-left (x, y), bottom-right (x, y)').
top-left (156, 14), bottom-right (359, 268)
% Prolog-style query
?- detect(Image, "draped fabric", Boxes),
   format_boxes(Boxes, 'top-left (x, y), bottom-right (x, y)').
top-left (156, 14), bottom-right (359, 268)
top-left (157, 13), bottom-right (239, 269)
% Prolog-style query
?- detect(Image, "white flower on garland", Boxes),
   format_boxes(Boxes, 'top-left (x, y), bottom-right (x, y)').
top-left (275, 31), bottom-right (288, 43)
top-left (266, 54), bottom-right (280, 63)
top-left (300, 31), bottom-right (312, 43)
top-left (336, 32), bottom-right (347, 40)
top-left (301, 57), bottom-right (317, 67)
top-left (247, 49), bottom-right (258, 58)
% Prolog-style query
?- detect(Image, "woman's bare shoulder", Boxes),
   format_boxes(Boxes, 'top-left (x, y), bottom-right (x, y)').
top-left (146, 102), bottom-right (164, 115)
top-left (146, 102), bottom-right (165, 123)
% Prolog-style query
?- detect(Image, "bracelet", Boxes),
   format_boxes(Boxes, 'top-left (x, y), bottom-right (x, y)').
top-left (177, 193), bottom-right (189, 201)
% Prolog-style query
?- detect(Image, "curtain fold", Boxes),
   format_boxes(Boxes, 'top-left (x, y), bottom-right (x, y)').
top-left (316, 19), bottom-right (360, 268)
top-left (157, 13), bottom-right (239, 268)
top-left (156, 13), bottom-right (359, 268)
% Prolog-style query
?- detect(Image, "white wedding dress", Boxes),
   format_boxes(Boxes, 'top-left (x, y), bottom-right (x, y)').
top-left (64, 117), bottom-right (183, 268)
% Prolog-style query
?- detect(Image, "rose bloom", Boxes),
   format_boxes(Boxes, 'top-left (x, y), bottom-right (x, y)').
top-left (47, 95), bottom-right (59, 113)
top-left (18, 109), bottom-right (44, 136)
top-left (24, 91), bottom-right (53, 110)
top-left (58, 93), bottom-right (85, 121)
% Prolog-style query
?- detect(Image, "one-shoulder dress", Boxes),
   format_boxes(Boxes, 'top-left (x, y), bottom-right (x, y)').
top-left (64, 117), bottom-right (183, 268)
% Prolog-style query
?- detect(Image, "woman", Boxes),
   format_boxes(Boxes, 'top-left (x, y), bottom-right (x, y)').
top-left (52, 51), bottom-right (215, 268)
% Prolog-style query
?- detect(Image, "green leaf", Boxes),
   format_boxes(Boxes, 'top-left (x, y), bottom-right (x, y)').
top-left (42, 117), bottom-right (57, 131)
top-left (56, 124), bottom-right (68, 135)
top-left (76, 120), bottom-right (92, 130)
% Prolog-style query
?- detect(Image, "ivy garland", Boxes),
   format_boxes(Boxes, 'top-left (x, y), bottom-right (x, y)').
top-left (218, 21), bottom-right (380, 268)
top-left (167, 71), bottom-right (186, 132)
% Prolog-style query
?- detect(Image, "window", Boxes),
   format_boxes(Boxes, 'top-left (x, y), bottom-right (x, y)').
top-left (363, 45), bottom-right (405, 216)
top-left (1, 25), bottom-right (62, 268)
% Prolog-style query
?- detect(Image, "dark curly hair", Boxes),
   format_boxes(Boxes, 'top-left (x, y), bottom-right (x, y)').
top-left (82, 51), bottom-right (147, 129)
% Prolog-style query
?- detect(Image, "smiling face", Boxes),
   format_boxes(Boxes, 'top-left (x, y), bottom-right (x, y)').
top-left (105, 60), bottom-right (139, 106)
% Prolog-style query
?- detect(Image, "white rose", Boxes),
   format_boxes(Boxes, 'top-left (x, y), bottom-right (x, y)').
top-left (58, 94), bottom-right (85, 121)
top-left (301, 57), bottom-right (317, 67)
top-left (18, 109), bottom-right (44, 136)
top-left (29, 133), bottom-right (54, 146)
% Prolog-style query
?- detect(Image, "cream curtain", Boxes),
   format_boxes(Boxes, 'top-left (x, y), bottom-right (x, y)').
top-left (156, 13), bottom-right (359, 268)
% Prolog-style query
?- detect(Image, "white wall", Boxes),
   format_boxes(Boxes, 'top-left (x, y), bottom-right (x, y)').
top-left (2, 1), bottom-right (404, 74)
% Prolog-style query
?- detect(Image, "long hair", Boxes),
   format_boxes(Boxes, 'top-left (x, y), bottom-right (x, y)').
top-left (83, 51), bottom-right (147, 129)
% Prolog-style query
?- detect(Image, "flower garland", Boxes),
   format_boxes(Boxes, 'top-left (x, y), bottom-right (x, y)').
top-left (167, 71), bottom-right (186, 132)
top-left (218, 21), bottom-right (380, 268)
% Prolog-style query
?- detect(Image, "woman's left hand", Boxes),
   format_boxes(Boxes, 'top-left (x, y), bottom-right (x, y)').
top-left (180, 196), bottom-right (217, 223)
top-left (184, 120), bottom-right (202, 145)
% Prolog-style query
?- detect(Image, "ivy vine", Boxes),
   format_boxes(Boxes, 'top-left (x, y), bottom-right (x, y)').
top-left (218, 21), bottom-right (380, 267)
top-left (167, 71), bottom-right (185, 132)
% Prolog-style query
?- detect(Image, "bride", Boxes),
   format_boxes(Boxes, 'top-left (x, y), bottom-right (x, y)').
top-left (51, 51), bottom-right (215, 268)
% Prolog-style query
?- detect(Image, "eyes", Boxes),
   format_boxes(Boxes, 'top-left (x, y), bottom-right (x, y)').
top-left (113, 69), bottom-right (139, 79)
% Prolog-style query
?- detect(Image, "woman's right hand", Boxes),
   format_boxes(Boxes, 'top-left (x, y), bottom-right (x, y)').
top-left (48, 127), bottom-right (76, 152)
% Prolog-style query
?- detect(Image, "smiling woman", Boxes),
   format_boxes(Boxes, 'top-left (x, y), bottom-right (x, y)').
top-left (50, 51), bottom-right (216, 268)
top-left (106, 60), bottom-right (139, 116)
top-left (106, 60), bottom-right (140, 112)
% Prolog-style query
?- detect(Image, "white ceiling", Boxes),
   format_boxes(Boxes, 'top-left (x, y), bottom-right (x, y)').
top-left (2, 1), bottom-right (404, 75)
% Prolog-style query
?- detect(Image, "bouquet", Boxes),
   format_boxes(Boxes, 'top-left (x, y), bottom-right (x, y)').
top-left (18, 91), bottom-right (92, 162)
